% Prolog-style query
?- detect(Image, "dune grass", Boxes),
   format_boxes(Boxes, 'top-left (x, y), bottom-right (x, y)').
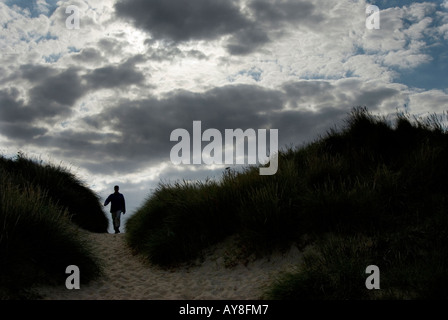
top-left (0, 153), bottom-right (108, 233)
top-left (0, 155), bottom-right (106, 299)
top-left (126, 106), bottom-right (448, 299)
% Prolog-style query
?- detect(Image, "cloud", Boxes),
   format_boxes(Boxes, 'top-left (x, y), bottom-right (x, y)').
top-left (145, 45), bottom-right (207, 62)
top-left (71, 47), bottom-right (104, 65)
top-left (24, 67), bottom-right (86, 125)
top-left (225, 26), bottom-right (271, 56)
top-left (1, 122), bottom-right (47, 141)
top-left (283, 79), bottom-right (402, 110)
top-left (408, 89), bottom-right (448, 114)
top-left (0, 87), bottom-right (49, 141)
top-left (114, 0), bottom-right (250, 42)
top-left (0, 69), bottom-right (412, 176)
top-left (114, 0), bottom-right (325, 55)
top-left (65, 80), bottom-right (406, 175)
top-left (85, 84), bottom-right (285, 161)
top-left (443, 1), bottom-right (448, 10)
top-left (0, 58), bottom-right (147, 143)
top-left (225, 0), bottom-right (325, 55)
top-left (14, 84), bottom-right (284, 176)
top-left (0, 87), bottom-right (27, 123)
top-left (248, 0), bottom-right (323, 28)
top-left (0, 66), bottom-right (85, 126)
top-left (83, 61), bottom-right (145, 89)
top-left (20, 64), bottom-right (57, 82)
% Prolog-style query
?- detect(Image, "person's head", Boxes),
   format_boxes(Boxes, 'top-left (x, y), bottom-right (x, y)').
top-left (114, 185), bottom-right (119, 193)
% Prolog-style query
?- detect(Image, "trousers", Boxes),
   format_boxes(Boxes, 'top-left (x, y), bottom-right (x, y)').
top-left (111, 210), bottom-right (122, 229)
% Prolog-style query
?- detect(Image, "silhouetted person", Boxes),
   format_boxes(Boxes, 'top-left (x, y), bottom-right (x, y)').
top-left (104, 185), bottom-right (126, 234)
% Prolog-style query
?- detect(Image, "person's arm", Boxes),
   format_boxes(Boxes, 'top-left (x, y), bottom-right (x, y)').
top-left (122, 194), bottom-right (126, 214)
top-left (104, 195), bottom-right (111, 207)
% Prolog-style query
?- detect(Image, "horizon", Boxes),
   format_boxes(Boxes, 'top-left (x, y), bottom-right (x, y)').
top-left (1, 0), bottom-right (447, 223)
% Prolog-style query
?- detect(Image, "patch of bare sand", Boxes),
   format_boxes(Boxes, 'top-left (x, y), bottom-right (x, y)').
top-left (35, 231), bottom-right (303, 300)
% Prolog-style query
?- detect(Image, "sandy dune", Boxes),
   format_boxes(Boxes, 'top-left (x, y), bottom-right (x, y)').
top-left (35, 231), bottom-right (303, 300)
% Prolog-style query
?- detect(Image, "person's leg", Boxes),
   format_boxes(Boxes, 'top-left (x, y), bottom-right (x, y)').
top-left (112, 210), bottom-right (122, 233)
top-left (111, 212), bottom-right (116, 233)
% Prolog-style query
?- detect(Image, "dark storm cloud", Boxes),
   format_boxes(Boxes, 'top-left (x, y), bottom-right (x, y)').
top-left (226, 0), bottom-right (323, 55)
top-left (24, 80), bottom-right (401, 177)
top-left (0, 123), bottom-right (47, 141)
top-left (1, 68), bottom-right (83, 125)
top-left (0, 87), bottom-right (27, 123)
top-left (0, 59), bottom-right (147, 143)
top-left (114, 0), bottom-right (250, 42)
top-left (20, 64), bottom-right (57, 82)
top-left (83, 63), bottom-right (145, 89)
top-left (1, 77), bottom-right (404, 177)
top-left (29, 67), bottom-right (85, 109)
top-left (276, 80), bottom-right (403, 145)
top-left (249, 0), bottom-right (324, 27)
top-left (283, 81), bottom-right (334, 102)
top-left (35, 129), bottom-right (119, 149)
top-left (0, 88), bottom-right (48, 140)
top-left (20, 58), bottom-right (145, 100)
top-left (14, 65), bottom-right (87, 122)
top-left (109, 84), bottom-right (283, 142)
top-left (226, 27), bottom-right (271, 56)
top-left (114, 0), bottom-right (323, 55)
top-left (73, 82), bottom-right (352, 175)
top-left (62, 84), bottom-right (286, 175)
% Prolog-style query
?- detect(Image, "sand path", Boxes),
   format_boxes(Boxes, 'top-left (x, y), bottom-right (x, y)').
top-left (35, 231), bottom-right (303, 300)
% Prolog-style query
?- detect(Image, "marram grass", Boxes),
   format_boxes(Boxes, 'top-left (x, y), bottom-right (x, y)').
top-left (126, 107), bottom-right (448, 299)
top-left (0, 157), bottom-right (105, 300)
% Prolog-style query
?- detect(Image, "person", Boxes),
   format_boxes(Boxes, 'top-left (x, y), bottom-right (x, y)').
top-left (104, 185), bottom-right (126, 234)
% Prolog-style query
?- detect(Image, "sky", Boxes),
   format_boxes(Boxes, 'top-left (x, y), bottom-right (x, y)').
top-left (1, 0), bottom-right (447, 231)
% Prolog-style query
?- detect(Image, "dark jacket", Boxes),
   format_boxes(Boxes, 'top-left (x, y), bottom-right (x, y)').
top-left (104, 192), bottom-right (126, 213)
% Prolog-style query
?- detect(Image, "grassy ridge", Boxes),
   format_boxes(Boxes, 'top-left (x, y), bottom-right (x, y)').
top-left (0, 154), bottom-right (109, 233)
top-left (0, 155), bottom-right (106, 299)
top-left (126, 107), bottom-right (448, 299)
